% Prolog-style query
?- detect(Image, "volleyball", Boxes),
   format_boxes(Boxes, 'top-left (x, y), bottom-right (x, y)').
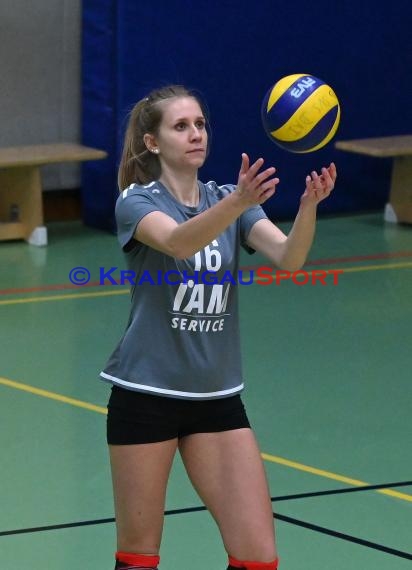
top-left (261, 74), bottom-right (340, 153)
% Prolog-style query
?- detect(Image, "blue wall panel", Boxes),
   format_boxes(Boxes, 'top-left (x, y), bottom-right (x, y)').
top-left (82, 0), bottom-right (412, 231)
top-left (82, 0), bottom-right (119, 230)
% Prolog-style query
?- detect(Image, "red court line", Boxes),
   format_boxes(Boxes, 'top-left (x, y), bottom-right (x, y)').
top-left (239, 249), bottom-right (412, 271)
top-left (1, 250), bottom-right (412, 296)
top-left (0, 280), bottom-right (123, 295)
top-left (305, 250), bottom-right (412, 266)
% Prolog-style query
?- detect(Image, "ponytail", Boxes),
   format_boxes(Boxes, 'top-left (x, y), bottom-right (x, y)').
top-left (117, 98), bottom-right (161, 190)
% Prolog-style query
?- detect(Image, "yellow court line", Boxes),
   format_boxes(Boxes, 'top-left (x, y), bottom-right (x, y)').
top-left (0, 288), bottom-right (129, 306)
top-left (1, 375), bottom-right (411, 502)
top-left (1, 260), bottom-right (412, 307)
top-left (275, 261), bottom-right (412, 278)
top-left (261, 452), bottom-right (412, 503)
top-left (0, 376), bottom-right (107, 415)
top-left (331, 261), bottom-right (412, 274)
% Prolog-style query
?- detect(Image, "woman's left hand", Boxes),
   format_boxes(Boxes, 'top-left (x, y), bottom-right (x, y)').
top-left (300, 162), bottom-right (337, 206)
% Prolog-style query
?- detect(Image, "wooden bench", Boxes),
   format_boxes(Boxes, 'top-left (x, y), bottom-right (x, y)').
top-left (0, 143), bottom-right (107, 245)
top-left (335, 135), bottom-right (412, 223)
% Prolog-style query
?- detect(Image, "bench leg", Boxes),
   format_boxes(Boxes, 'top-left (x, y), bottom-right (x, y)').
top-left (0, 166), bottom-right (47, 245)
top-left (386, 156), bottom-right (412, 224)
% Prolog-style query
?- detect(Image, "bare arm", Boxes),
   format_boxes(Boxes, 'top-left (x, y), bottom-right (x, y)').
top-left (134, 154), bottom-right (280, 259)
top-left (247, 163), bottom-right (337, 271)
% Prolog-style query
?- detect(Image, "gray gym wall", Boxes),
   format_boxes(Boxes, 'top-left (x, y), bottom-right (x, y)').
top-left (0, 0), bottom-right (81, 190)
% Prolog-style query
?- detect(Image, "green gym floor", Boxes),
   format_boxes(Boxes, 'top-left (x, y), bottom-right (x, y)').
top-left (0, 212), bottom-right (411, 569)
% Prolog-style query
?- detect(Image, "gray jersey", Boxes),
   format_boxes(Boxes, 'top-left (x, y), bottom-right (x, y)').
top-left (100, 180), bottom-right (267, 399)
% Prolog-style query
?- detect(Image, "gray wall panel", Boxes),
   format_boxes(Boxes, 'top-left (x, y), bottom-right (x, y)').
top-left (0, 0), bottom-right (81, 190)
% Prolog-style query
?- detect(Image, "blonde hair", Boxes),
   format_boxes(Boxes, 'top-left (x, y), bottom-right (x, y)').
top-left (118, 85), bottom-right (209, 190)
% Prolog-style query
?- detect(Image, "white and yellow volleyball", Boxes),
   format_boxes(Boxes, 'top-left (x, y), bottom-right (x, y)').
top-left (261, 74), bottom-right (340, 153)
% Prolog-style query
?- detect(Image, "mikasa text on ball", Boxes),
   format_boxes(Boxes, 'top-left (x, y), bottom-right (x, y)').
top-left (261, 74), bottom-right (340, 153)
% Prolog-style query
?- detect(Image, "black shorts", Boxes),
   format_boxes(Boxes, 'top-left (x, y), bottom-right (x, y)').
top-left (107, 385), bottom-right (251, 445)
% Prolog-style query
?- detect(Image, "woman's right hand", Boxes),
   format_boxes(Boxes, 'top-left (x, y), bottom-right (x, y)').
top-left (236, 153), bottom-right (279, 206)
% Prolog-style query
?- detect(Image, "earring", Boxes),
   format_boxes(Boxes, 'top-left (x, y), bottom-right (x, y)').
top-left (152, 148), bottom-right (159, 154)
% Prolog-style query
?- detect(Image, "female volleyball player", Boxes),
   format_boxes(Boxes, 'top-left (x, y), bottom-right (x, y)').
top-left (100, 85), bottom-right (336, 570)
